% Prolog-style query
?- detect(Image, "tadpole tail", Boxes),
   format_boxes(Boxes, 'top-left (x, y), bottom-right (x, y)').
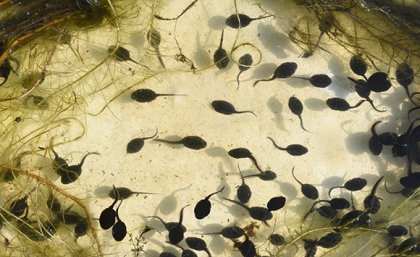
top-left (236, 71), bottom-right (243, 90)
top-left (298, 115), bottom-right (310, 132)
top-left (267, 137), bottom-right (287, 151)
top-left (236, 110), bottom-right (257, 117)
top-left (154, 47), bottom-right (166, 69)
top-left (222, 197), bottom-right (248, 210)
top-left (328, 186), bottom-right (340, 198)
top-left (154, 138), bottom-right (181, 144)
top-left (383, 181), bottom-right (402, 194)
top-left (205, 185), bottom-right (225, 200)
top-left (218, 29), bottom-right (225, 48)
top-left (78, 152), bottom-right (100, 167)
top-left (144, 128), bottom-right (159, 140)
top-left (302, 200), bottom-right (322, 222)
top-left (249, 155), bottom-right (263, 172)
top-left (367, 99), bottom-right (386, 112)
top-left (253, 77), bottom-right (275, 87)
top-left (407, 106), bottom-right (420, 119)
top-left (178, 204), bottom-right (190, 224)
top-left (369, 176), bottom-right (384, 195)
top-left (156, 93), bottom-right (187, 97)
top-left (349, 100), bottom-right (367, 109)
top-left (370, 121), bottom-right (382, 136)
top-left (252, 14), bottom-right (274, 21)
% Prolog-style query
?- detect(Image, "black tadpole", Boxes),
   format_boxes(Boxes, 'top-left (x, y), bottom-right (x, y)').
top-left (288, 96), bottom-right (308, 132)
top-left (326, 97), bottom-right (366, 111)
top-left (267, 196), bottom-right (286, 211)
top-left (366, 72), bottom-right (391, 92)
top-left (131, 88), bottom-right (186, 103)
top-left (0, 58), bottom-right (11, 86)
top-left (126, 129), bottom-right (158, 154)
top-left (368, 121), bottom-right (383, 156)
top-left (292, 74), bottom-right (332, 88)
top-left (108, 186), bottom-right (155, 200)
top-left (363, 176), bottom-right (383, 214)
top-left (99, 186), bottom-right (120, 230)
top-left (204, 225), bottom-right (245, 239)
top-left (317, 232), bottom-right (342, 248)
top-left (185, 237), bottom-right (212, 257)
top-left (328, 177), bottom-right (367, 197)
top-left (108, 45), bottom-right (139, 64)
top-left (349, 55), bottom-right (368, 80)
top-left (236, 53), bottom-right (253, 89)
top-left (387, 225), bottom-right (408, 237)
top-left (154, 135), bottom-right (207, 150)
top-left (213, 30), bottom-right (229, 69)
top-left (39, 146), bottom-right (69, 177)
top-left (147, 28), bottom-right (166, 69)
top-left (292, 167), bottom-right (319, 200)
top-left (211, 100), bottom-right (256, 116)
top-left (347, 77), bottom-right (386, 112)
top-left (112, 200), bottom-right (127, 241)
top-left (234, 235), bottom-right (256, 257)
top-left (267, 137), bottom-right (308, 156)
top-left (61, 152), bottom-right (100, 184)
top-left (226, 13), bottom-right (273, 29)
top-left (242, 170), bottom-right (277, 181)
top-left (236, 165), bottom-right (252, 204)
top-left (228, 147), bottom-right (262, 172)
top-left (223, 198), bottom-right (273, 225)
top-left (396, 63), bottom-right (414, 97)
top-left (253, 62), bottom-right (298, 86)
top-left (194, 186), bottom-right (225, 219)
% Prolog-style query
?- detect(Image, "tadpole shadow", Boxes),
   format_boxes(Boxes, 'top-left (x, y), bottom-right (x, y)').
top-left (267, 96), bottom-right (284, 130)
top-left (257, 24), bottom-right (290, 59)
top-left (304, 97), bottom-right (327, 111)
top-left (251, 63), bottom-right (277, 80)
top-left (208, 16), bottom-right (227, 30)
top-left (344, 131), bottom-right (370, 155)
top-left (155, 184), bottom-right (191, 215)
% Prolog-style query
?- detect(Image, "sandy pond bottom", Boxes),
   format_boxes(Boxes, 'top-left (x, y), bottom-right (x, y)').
top-left (0, 0), bottom-right (419, 257)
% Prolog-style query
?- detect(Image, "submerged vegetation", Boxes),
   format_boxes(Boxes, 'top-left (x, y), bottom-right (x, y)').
top-left (0, 0), bottom-right (418, 256)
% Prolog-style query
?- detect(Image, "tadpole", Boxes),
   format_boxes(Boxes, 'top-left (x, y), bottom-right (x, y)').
top-left (108, 186), bottom-right (155, 200)
top-left (147, 27), bottom-right (165, 69)
top-left (268, 137), bottom-right (308, 156)
top-left (329, 177), bottom-right (367, 197)
top-left (204, 225), bottom-right (245, 239)
top-left (211, 100), bottom-right (256, 116)
top-left (253, 62), bottom-right (298, 86)
top-left (61, 152), bottom-right (100, 184)
top-left (0, 58), bottom-right (11, 86)
top-left (131, 88), bottom-right (186, 103)
top-left (108, 45), bottom-right (139, 64)
top-left (237, 165), bottom-right (252, 204)
top-left (387, 225), bottom-right (408, 237)
top-left (39, 146), bottom-right (68, 177)
top-left (326, 97), bottom-right (366, 111)
top-left (154, 135), bottom-right (207, 150)
top-left (112, 201), bottom-right (127, 241)
top-left (99, 186), bottom-right (119, 230)
top-left (349, 55), bottom-right (368, 80)
top-left (74, 218), bottom-right (88, 238)
top-left (213, 30), bottom-right (229, 69)
top-left (266, 196), bottom-right (286, 211)
top-left (363, 176), bottom-right (383, 214)
top-left (366, 72), bottom-right (391, 92)
top-left (194, 186), bottom-right (225, 219)
top-left (228, 147), bottom-right (262, 172)
top-left (234, 236), bottom-right (256, 257)
top-left (292, 74), bottom-right (332, 88)
top-left (303, 239), bottom-right (317, 257)
top-left (185, 237), bottom-right (211, 257)
top-left (368, 121), bottom-right (383, 156)
top-left (317, 231), bottom-right (342, 248)
top-left (225, 13), bottom-right (273, 29)
top-left (150, 205), bottom-right (189, 244)
top-left (396, 63), bottom-right (414, 99)
top-left (126, 129), bottom-right (158, 154)
top-left (223, 198), bottom-right (273, 224)
top-left (242, 170), bottom-right (277, 181)
top-left (288, 96), bottom-right (309, 132)
top-left (339, 209), bottom-right (371, 227)
top-left (10, 195), bottom-right (29, 217)
top-left (292, 167), bottom-right (319, 200)
top-left (347, 77), bottom-right (385, 112)
top-left (236, 53), bottom-right (253, 89)
top-left (269, 233), bottom-right (285, 246)
top-left (47, 193), bottom-right (61, 213)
